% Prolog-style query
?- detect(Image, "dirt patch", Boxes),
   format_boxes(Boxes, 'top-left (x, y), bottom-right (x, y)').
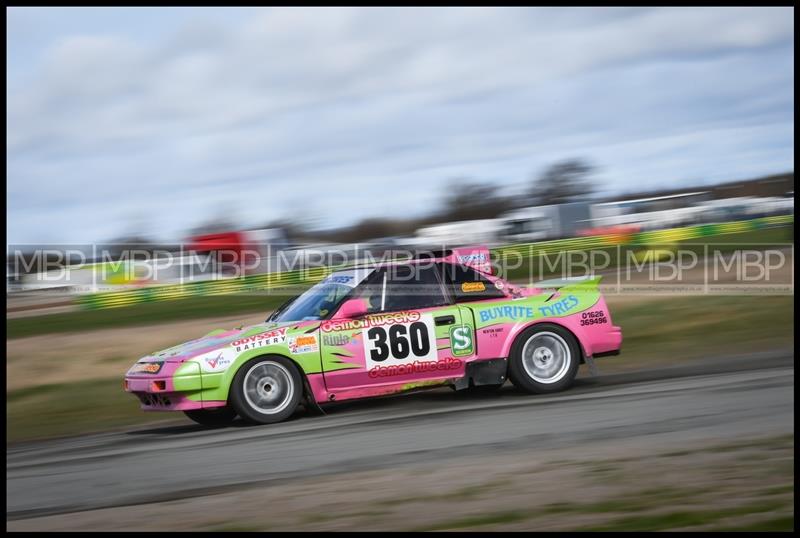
top-left (6, 313), bottom-right (267, 392)
top-left (8, 434), bottom-right (793, 531)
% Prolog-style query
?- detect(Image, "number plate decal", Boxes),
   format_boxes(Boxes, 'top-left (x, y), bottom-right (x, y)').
top-left (363, 313), bottom-right (438, 369)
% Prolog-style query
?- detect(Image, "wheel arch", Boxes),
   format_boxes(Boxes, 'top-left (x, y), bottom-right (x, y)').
top-left (223, 352), bottom-right (322, 411)
top-left (504, 320), bottom-right (588, 364)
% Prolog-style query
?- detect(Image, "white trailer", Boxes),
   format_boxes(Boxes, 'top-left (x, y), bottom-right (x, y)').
top-left (501, 202), bottom-right (593, 243)
top-left (414, 219), bottom-right (505, 247)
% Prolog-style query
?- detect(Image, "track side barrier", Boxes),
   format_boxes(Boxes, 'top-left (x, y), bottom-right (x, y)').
top-left (76, 215), bottom-right (793, 310)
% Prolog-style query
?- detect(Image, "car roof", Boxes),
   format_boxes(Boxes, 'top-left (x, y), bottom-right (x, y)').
top-left (331, 246), bottom-right (495, 276)
top-left (333, 252), bottom-right (455, 273)
top-left (333, 249), bottom-right (491, 275)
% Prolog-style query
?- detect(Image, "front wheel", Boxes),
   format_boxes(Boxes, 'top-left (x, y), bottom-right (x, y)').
top-left (229, 356), bottom-right (302, 424)
top-left (183, 407), bottom-right (237, 427)
top-left (508, 324), bottom-right (580, 394)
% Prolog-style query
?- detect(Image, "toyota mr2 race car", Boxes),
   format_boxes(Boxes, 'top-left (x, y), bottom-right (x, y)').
top-left (124, 247), bottom-right (622, 426)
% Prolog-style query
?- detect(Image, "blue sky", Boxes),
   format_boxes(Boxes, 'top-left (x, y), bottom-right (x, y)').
top-left (6, 7), bottom-right (794, 244)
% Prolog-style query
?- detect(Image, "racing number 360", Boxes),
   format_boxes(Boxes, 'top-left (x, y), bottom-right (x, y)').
top-left (367, 322), bottom-right (430, 362)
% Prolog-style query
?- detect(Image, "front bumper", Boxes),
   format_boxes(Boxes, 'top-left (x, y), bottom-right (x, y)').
top-left (124, 361), bottom-right (224, 411)
top-left (124, 377), bottom-right (201, 411)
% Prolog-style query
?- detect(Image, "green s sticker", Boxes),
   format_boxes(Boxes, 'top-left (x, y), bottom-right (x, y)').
top-left (450, 325), bottom-right (474, 357)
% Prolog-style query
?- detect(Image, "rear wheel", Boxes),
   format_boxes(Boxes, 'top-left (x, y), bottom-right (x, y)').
top-left (230, 356), bottom-right (302, 424)
top-left (183, 407), bottom-right (237, 427)
top-left (508, 324), bottom-right (580, 394)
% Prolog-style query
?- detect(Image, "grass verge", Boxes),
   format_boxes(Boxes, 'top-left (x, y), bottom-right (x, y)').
top-left (7, 377), bottom-right (173, 443)
top-left (607, 295), bottom-right (794, 364)
top-left (7, 292), bottom-right (296, 340)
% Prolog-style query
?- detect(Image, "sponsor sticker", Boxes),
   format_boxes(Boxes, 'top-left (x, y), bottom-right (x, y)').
top-left (322, 310), bottom-right (421, 332)
top-left (368, 358), bottom-right (463, 378)
top-left (456, 252), bottom-right (492, 272)
top-left (449, 325), bottom-right (474, 356)
top-left (322, 333), bottom-right (358, 346)
top-left (580, 310), bottom-right (608, 326)
top-left (538, 294), bottom-right (580, 317)
top-left (203, 351), bottom-right (232, 372)
top-left (363, 314), bottom-right (438, 369)
top-left (319, 269), bottom-right (371, 289)
top-left (289, 334), bottom-right (319, 354)
top-left (479, 305), bottom-right (536, 323)
top-left (325, 275), bottom-right (354, 284)
top-left (205, 351), bottom-right (231, 371)
top-left (231, 328), bottom-right (287, 352)
top-left (461, 281), bottom-right (486, 293)
top-left (457, 253), bottom-right (487, 264)
top-left (481, 327), bottom-right (504, 339)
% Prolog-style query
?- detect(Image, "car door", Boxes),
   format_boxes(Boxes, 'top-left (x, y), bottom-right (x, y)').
top-left (320, 263), bottom-right (467, 391)
top-left (436, 262), bottom-right (510, 361)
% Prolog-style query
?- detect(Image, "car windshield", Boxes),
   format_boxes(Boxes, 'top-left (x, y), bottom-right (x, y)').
top-left (271, 268), bottom-right (373, 322)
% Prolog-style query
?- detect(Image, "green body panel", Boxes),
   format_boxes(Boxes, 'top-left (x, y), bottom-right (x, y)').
top-left (471, 278), bottom-right (602, 329)
top-left (204, 328), bottom-right (229, 338)
top-left (401, 379), bottom-right (450, 391)
top-left (183, 322), bottom-right (326, 402)
top-left (318, 329), bottom-right (362, 372)
top-left (432, 304), bottom-right (463, 349)
top-left (172, 362), bottom-right (203, 399)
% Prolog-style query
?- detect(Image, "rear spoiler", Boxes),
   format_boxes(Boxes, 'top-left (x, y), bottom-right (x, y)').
top-left (534, 275), bottom-right (603, 291)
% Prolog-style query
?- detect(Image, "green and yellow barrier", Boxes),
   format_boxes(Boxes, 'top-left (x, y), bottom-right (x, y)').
top-left (76, 215), bottom-right (793, 310)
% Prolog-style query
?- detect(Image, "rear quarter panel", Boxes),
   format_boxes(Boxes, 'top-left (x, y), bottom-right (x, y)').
top-left (465, 279), bottom-right (620, 360)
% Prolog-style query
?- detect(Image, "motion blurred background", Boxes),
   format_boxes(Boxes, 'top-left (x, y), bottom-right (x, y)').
top-left (6, 6), bottom-right (794, 532)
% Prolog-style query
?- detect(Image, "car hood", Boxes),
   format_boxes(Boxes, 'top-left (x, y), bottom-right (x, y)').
top-left (141, 320), bottom-right (301, 362)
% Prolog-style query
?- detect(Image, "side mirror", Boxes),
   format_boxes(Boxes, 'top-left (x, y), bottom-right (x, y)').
top-left (334, 298), bottom-right (369, 319)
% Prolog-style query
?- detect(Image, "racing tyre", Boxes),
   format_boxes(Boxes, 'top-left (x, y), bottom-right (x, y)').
top-left (508, 324), bottom-right (580, 394)
top-left (183, 407), bottom-right (237, 427)
top-left (230, 356), bottom-right (302, 424)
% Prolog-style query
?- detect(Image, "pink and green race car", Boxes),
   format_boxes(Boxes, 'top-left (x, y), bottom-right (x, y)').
top-left (124, 247), bottom-right (622, 426)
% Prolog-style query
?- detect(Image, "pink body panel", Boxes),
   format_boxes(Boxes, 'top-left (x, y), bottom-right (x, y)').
top-left (319, 305), bottom-right (468, 395)
top-left (306, 372), bottom-right (454, 403)
top-left (473, 295), bottom-right (622, 360)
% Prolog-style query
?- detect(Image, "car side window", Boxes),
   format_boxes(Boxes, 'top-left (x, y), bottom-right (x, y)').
top-left (349, 269), bottom-right (387, 313)
top-left (358, 264), bottom-right (450, 313)
top-left (437, 262), bottom-right (507, 302)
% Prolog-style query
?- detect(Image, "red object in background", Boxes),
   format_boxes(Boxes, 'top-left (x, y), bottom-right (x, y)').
top-left (577, 224), bottom-right (641, 245)
top-left (579, 224), bottom-right (641, 237)
top-left (186, 231), bottom-right (244, 253)
top-left (186, 231), bottom-right (260, 275)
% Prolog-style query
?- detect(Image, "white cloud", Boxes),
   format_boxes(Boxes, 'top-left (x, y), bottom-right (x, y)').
top-left (6, 7), bottom-right (794, 243)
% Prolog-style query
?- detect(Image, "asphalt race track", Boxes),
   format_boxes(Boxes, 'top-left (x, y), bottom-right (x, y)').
top-left (6, 350), bottom-right (794, 521)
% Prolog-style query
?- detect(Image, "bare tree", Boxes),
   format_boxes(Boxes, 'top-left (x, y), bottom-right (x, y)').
top-left (529, 158), bottom-right (597, 205)
top-left (441, 178), bottom-right (511, 221)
